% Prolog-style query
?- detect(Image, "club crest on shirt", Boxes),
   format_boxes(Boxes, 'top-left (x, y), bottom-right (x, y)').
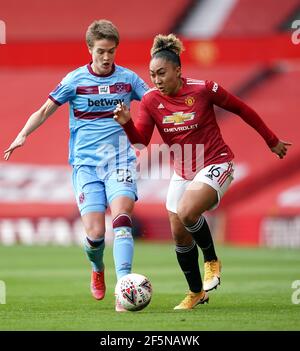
top-left (185, 96), bottom-right (195, 106)
top-left (162, 112), bottom-right (195, 125)
top-left (115, 83), bottom-right (127, 93)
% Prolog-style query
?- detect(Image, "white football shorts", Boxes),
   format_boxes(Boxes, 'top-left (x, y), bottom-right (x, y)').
top-left (166, 161), bottom-right (234, 213)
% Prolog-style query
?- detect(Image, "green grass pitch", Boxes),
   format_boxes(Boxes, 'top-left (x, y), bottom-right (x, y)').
top-left (0, 242), bottom-right (299, 331)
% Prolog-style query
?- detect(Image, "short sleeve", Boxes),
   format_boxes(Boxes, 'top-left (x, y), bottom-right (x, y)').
top-left (131, 73), bottom-right (149, 101)
top-left (48, 75), bottom-right (75, 106)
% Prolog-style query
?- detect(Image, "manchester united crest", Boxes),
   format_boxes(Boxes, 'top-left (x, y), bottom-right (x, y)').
top-left (185, 96), bottom-right (195, 106)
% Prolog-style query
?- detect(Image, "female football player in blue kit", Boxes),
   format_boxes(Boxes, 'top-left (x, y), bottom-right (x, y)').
top-left (4, 19), bottom-right (148, 312)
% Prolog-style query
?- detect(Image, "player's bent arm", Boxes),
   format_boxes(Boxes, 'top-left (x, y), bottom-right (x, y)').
top-left (207, 82), bottom-right (292, 158)
top-left (220, 95), bottom-right (292, 158)
top-left (114, 103), bottom-right (155, 148)
top-left (4, 99), bottom-right (59, 160)
top-left (122, 119), bottom-right (153, 149)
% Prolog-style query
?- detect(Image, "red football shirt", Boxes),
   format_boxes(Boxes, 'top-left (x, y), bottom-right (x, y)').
top-left (123, 78), bottom-right (279, 179)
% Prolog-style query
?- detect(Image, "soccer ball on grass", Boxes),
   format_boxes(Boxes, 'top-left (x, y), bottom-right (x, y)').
top-left (115, 273), bottom-right (152, 311)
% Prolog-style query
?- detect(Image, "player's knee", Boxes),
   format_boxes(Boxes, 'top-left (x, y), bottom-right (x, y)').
top-left (84, 224), bottom-right (105, 239)
top-left (177, 206), bottom-right (200, 226)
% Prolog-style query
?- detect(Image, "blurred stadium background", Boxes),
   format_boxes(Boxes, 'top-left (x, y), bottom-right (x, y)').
top-left (0, 0), bottom-right (300, 248)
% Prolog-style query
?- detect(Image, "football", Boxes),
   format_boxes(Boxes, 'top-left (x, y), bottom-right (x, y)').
top-left (115, 273), bottom-right (152, 311)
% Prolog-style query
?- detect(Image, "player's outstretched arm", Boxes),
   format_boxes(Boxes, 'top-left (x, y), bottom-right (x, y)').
top-left (271, 140), bottom-right (292, 159)
top-left (206, 81), bottom-right (292, 160)
top-left (4, 99), bottom-right (59, 161)
top-left (113, 103), bottom-right (132, 125)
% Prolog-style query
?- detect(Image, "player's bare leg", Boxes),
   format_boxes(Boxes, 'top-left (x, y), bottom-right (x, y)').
top-left (82, 212), bottom-right (106, 300)
top-left (177, 182), bottom-right (221, 292)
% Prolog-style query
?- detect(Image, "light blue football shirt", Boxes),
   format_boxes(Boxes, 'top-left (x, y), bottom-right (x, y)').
top-left (49, 63), bottom-right (148, 167)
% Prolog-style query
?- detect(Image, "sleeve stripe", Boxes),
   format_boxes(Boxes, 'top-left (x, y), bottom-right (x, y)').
top-left (144, 87), bottom-right (158, 95)
top-left (48, 95), bottom-right (62, 106)
top-left (186, 78), bottom-right (205, 85)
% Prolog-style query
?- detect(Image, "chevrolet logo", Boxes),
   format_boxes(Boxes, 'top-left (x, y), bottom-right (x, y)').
top-left (162, 112), bottom-right (195, 125)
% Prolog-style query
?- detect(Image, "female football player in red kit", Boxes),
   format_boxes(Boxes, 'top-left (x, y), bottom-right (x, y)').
top-left (114, 34), bottom-right (291, 310)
